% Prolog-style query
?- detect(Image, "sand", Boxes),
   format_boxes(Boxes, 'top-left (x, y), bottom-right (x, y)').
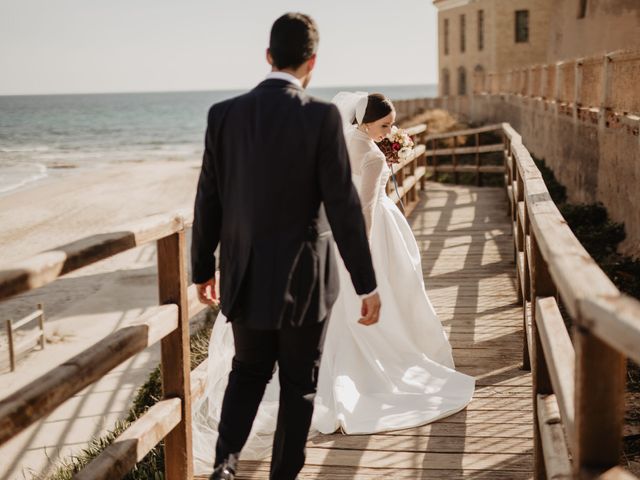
top-left (0, 159), bottom-right (204, 479)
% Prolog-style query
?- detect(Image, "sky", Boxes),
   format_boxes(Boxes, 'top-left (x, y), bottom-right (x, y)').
top-left (0, 0), bottom-right (439, 96)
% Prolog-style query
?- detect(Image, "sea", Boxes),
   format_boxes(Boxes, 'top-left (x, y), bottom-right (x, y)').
top-left (0, 84), bottom-right (437, 196)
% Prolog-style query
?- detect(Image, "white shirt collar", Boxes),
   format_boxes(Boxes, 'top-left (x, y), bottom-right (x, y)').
top-left (265, 71), bottom-right (303, 88)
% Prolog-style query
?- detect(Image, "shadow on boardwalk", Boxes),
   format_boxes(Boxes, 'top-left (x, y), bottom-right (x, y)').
top-left (199, 182), bottom-right (533, 480)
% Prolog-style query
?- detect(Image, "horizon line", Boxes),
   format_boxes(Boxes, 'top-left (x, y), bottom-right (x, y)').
top-left (0, 82), bottom-right (439, 98)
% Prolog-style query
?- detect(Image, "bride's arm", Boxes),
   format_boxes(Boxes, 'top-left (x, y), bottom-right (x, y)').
top-left (359, 150), bottom-right (385, 237)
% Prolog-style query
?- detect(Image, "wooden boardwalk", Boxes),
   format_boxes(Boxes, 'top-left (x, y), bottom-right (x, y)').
top-left (211, 182), bottom-right (533, 479)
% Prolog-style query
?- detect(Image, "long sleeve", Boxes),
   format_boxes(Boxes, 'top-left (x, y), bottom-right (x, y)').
top-left (317, 104), bottom-right (377, 296)
top-left (191, 107), bottom-right (223, 284)
top-left (358, 150), bottom-right (385, 237)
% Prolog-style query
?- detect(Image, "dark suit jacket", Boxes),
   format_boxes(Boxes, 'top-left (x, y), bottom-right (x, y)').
top-left (191, 78), bottom-right (377, 329)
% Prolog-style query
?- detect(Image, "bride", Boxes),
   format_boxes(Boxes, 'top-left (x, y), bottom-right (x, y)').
top-left (192, 92), bottom-right (475, 473)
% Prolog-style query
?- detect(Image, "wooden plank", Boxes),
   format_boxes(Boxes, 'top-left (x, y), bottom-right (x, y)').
top-left (536, 296), bottom-right (575, 445)
top-left (537, 394), bottom-right (572, 479)
top-left (0, 212), bottom-right (186, 302)
top-left (11, 309), bottom-right (44, 329)
top-left (425, 123), bottom-right (503, 141)
top-left (298, 448), bottom-right (533, 471)
top-left (580, 294), bottom-right (640, 365)
top-left (0, 305), bottom-right (178, 445)
top-left (573, 327), bottom-right (626, 475)
top-left (428, 144), bottom-right (504, 156)
top-left (308, 433), bottom-right (532, 454)
top-left (524, 177), bottom-right (620, 320)
top-left (404, 123), bottom-right (427, 137)
top-left (222, 464), bottom-right (536, 480)
top-left (157, 231), bottom-right (193, 480)
top-left (433, 165), bottom-right (505, 174)
top-left (75, 398), bottom-right (182, 480)
top-left (375, 421), bottom-right (533, 438)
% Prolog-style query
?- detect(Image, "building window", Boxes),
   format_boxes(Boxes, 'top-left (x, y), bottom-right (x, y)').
top-left (515, 10), bottom-right (529, 43)
top-left (442, 69), bottom-right (450, 96)
top-left (444, 18), bottom-right (449, 55)
top-left (474, 65), bottom-right (485, 93)
top-left (477, 10), bottom-right (484, 51)
top-left (458, 67), bottom-right (467, 95)
top-left (577, 0), bottom-right (588, 18)
top-left (460, 14), bottom-right (466, 53)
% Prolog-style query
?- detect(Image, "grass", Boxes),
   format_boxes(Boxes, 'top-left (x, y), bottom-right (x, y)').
top-left (44, 313), bottom-right (215, 480)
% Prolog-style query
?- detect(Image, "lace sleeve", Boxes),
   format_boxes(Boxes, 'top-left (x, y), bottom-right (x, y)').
top-left (359, 150), bottom-right (385, 237)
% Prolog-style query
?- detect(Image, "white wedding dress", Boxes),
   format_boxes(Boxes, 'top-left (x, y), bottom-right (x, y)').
top-left (191, 112), bottom-right (475, 476)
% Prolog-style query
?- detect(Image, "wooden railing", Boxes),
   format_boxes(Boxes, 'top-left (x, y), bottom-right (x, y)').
top-left (4, 304), bottom-right (45, 372)
top-left (0, 211), bottom-right (210, 479)
top-left (424, 123), bottom-right (505, 186)
top-left (427, 124), bottom-right (640, 479)
top-left (386, 124), bottom-right (429, 216)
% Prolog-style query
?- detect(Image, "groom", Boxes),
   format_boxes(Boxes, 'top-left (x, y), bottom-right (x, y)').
top-left (192, 12), bottom-right (381, 480)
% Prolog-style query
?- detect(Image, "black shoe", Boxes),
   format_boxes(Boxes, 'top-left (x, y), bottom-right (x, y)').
top-left (209, 453), bottom-right (239, 480)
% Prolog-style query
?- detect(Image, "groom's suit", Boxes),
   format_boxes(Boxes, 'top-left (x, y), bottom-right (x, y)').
top-left (191, 75), bottom-right (376, 479)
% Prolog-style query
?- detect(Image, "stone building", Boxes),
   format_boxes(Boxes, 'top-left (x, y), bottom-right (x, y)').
top-left (434, 0), bottom-right (553, 96)
top-left (434, 0), bottom-right (640, 96)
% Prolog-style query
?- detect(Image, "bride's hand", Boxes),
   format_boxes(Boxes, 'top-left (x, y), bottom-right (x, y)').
top-left (359, 293), bottom-right (381, 326)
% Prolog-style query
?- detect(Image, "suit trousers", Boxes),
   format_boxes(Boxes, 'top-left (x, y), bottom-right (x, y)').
top-left (215, 317), bottom-right (329, 480)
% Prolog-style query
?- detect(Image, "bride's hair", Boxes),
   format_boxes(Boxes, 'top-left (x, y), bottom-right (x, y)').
top-left (353, 93), bottom-right (395, 125)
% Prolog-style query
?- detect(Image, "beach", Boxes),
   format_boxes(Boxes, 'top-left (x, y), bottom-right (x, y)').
top-left (0, 159), bottom-right (202, 479)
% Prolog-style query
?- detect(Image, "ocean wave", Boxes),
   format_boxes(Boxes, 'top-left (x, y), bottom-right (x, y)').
top-left (0, 145), bottom-right (51, 153)
top-left (0, 162), bottom-right (48, 195)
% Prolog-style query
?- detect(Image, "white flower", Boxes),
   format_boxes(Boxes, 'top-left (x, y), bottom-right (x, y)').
top-left (398, 147), bottom-right (413, 159)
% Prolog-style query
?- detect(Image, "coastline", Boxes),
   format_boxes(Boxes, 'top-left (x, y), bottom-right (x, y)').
top-left (0, 159), bottom-right (201, 479)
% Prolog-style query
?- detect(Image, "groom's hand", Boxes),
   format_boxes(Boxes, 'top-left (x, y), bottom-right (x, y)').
top-left (196, 278), bottom-right (218, 306)
top-left (359, 293), bottom-right (381, 326)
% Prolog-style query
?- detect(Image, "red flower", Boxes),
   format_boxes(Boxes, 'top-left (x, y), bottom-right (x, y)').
top-left (392, 142), bottom-right (401, 151)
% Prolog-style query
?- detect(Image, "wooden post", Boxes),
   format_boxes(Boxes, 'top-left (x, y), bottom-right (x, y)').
top-left (431, 139), bottom-right (438, 183)
top-left (37, 303), bottom-right (45, 350)
top-left (157, 230), bottom-right (193, 480)
top-left (530, 233), bottom-right (556, 479)
top-left (420, 150), bottom-right (426, 190)
top-left (515, 167), bottom-right (528, 370)
top-left (475, 132), bottom-right (481, 186)
top-left (573, 325), bottom-right (626, 477)
top-left (5, 319), bottom-right (15, 372)
top-left (452, 136), bottom-right (458, 184)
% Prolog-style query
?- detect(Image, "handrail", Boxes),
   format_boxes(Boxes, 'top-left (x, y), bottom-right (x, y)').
top-left (502, 122), bottom-right (640, 479)
top-left (407, 120), bottom-right (640, 478)
top-left (0, 223), bottom-right (195, 478)
top-left (0, 304), bottom-right (179, 444)
top-left (0, 209), bottom-right (192, 302)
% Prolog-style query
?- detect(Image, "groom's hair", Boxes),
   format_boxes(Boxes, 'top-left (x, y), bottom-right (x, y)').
top-left (269, 13), bottom-right (319, 69)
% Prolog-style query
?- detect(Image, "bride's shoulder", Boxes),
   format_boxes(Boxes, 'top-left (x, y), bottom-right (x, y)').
top-left (365, 145), bottom-right (386, 162)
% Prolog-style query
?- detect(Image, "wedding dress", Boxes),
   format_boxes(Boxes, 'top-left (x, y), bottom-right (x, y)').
top-left (191, 93), bottom-right (475, 474)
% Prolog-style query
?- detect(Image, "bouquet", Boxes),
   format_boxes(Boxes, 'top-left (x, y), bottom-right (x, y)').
top-left (376, 126), bottom-right (414, 165)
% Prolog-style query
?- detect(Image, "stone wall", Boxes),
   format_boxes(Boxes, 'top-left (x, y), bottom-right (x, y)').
top-left (393, 48), bottom-right (640, 256)
top-left (547, 0), bottom-right (640, 63)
